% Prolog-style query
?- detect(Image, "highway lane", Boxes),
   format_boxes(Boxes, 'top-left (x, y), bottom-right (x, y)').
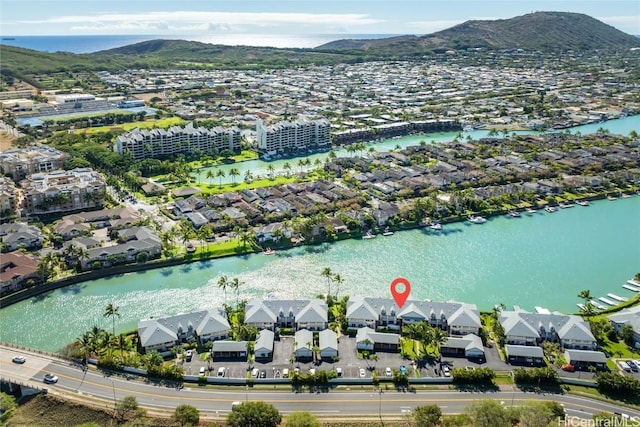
top-left (2, 345), bottom-right (640, 420)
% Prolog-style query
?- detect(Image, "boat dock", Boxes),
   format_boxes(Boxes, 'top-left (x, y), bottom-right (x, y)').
top-left (623, 283), bottom-right (640, 292)
top-left (590, 300), bottom-right (607, 310)
top-left (607, 293), bottom-right (628, 302)
top-left (626, 279), bottom-right (640, 287)
top-left (598, 297), bottom-right (616, 306)
top-left (577, 303), bottom-right (586, 311)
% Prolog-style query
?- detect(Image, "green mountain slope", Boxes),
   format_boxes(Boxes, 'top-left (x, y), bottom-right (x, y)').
top-left (318, 11), bottom-right (640, 52)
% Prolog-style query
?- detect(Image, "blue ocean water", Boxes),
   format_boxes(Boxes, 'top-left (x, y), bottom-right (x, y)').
top-left (0, 34), bottom-right (403, 53)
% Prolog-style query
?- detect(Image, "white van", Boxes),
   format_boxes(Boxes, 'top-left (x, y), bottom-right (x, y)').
top-left (198, 367), bottom-right (206, 376)
top-left (251, 368), bottom-right (259, 378)
top-left (282, 368), bottom-right (289, 378)
top-left (217, 366), bottom-right (226, 377)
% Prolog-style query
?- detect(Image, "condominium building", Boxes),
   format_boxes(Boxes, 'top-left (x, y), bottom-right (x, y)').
top-left (20, 168), bottom-right (106, 216)
top-left (0, 145), bottom-right (71, 182)
top-left (256, 117), bottom-right (330, 156)
top-left (113, 122), bottom-right (241, 160)
top-left (0, 178), bottom-right (19, 217)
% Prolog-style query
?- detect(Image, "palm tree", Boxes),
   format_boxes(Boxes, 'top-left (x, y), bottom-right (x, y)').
top-left (244, 170), bottom-right (253, 183)
top-left (332, 273), bottom-right (344, 299)
top-left (321, 267), bottom-right (334, 300)
top-left (429, 327), bottom-right (448, 357)
top-left (231, 277), bottom-right (244, 306)
top-left (578, 289), bottom-right (592, 306)
top-left (229, 167), bottom-right (240, 184)
top-left (215, 169), bottom-right (226, 188)
top-left (205, 169), bottom-right (215, 184)
top-left (218, 275), bottom-right (229, 306)
top-left (103, 303), bottom-right (121, 335)
top-left (266, 164), bottom-right (275, 179)
top-left (283, 162), bottom-right (292, 177)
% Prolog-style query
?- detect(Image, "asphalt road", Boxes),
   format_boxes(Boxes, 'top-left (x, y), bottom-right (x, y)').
top-left (2, 345), bottom-right (639, 421)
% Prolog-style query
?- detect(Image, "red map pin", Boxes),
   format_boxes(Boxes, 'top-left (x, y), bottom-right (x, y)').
top-left (390, 277), bottom-right (411, 308)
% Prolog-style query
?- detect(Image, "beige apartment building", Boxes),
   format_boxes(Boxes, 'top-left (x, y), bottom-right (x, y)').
top-left (0, 145), bottom-right (71, 182)
top-left (20, 168), bottom-right (106, 216)
top-left (0, 178), bottom-right (19, 217)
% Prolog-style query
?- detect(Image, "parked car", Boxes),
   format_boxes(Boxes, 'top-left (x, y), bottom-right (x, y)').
top-left (217, 367), bottom-right (226, 377)
top-left (259, 369), bottom-right (266, 378)
top-left (185, 350), bottom-right (193, 361)
top-left (282, 368), bottom-right (289, 378)
top-left (43, 373), bottom-right (58, 384)
top-left (359, 368), bottom-right (366, 378)
top-left (443, 366), bottom-right (451, 377)
top-left (309, 368), bottom-right (316, 375)
top-left (618, 361), bottom-right (631, 372)
top-left (385, 367), bottom-right (392, 376)
top-left (626, 360), bottom-right (639, 372)
top-left (199, 367), bottom-right (206, 376)
top-left (335, 367), bottom-right (342, 377)
top-left (11, 355), bottom-right (26, 364)
top-left (251, 368), bottom-right (259, 378)
top-left (399, 365), bottom-right (407, 375)
top-left (561, 364), bottom-right (575, 372)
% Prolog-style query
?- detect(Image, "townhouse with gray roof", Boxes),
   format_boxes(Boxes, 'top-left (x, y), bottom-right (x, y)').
top-left (608, 306), bottom-right (640, 349)
top-left (0, 222), bottom-right (43, 252)
top-left (80, 226), bottom-right (161, 270)
top-left (138, 309), bottom-right (230, 353)
top-left (244, 299), bottom-right (328, 331)
top-left (498, 310), bottom-right (597, 350)
top-left (346, 297), bottom-right (481, 336)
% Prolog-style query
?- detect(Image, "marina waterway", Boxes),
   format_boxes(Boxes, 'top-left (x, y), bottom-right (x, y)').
top-left (1, 197), bottom-right (638, 352)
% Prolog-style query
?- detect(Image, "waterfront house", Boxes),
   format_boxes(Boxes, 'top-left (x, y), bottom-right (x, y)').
top-left (137, 309), bottom-right (231, 353)
top-left (0, 252), bottom-right (40, 294)
top-left (254, 329), bottom-right (275, 360)
top-left (244, 299), bottom-right (328, 331)
top-left (346, 297), bottom-right (481, 336)
top-left (608, 306), bottom-right (640, 349)
top-left (499, 310), bottom-right (596, 350)
top-left (81, 226), bottom-right (162, 270)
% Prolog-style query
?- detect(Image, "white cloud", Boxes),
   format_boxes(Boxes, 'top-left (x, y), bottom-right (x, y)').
top-left (20, 11), bottom-right (383, 34)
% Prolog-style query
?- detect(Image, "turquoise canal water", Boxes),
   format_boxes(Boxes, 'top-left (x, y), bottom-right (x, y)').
top-left (1, 197), bottom-right (639, 352)
top-left (1, 116), bottom-right (638, 352)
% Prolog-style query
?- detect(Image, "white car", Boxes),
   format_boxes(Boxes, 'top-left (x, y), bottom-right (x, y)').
top-left (199, 367), bottom-right (206, 376)
top-left (359, 368), bottom-right (366, 378)
top-left (251, 368), bottom-right (259, 378)
top-left (185, 350), bottom-right (193, 361)
top-left (443, 366), bottom-right (451, 377)
top-left (217, 367), bottom-right (226, 377)
top-left (12, 355), bottom-right (26, 364)
top-left (43, 373), bottom-right (58, 384)
top-left (385, 367), bottom-right (392, 376)
top-left (335, 367), bottom-right (342, 377)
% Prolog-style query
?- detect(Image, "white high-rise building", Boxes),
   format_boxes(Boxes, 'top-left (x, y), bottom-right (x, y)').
top-left (256, 117), bottom-right (330, 156)
top-left (113, 122), bottom-right (241, 160)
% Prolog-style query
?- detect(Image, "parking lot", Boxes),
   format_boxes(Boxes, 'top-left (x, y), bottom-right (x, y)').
top-left (179, 336), bottom-right (512, 380)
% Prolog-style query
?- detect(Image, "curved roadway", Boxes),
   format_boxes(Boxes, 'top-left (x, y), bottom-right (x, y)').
top-left (2, 345), bottom-right (639, 422)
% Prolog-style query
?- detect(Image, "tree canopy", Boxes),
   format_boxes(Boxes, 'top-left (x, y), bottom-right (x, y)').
top-left (226, 401), bottom-right (282, 427)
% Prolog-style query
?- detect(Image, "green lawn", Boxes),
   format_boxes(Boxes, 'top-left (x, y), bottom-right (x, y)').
top-left (75, 117), bottom-right (186, 134)
top-left (186, 174), bottom-right (314, 195)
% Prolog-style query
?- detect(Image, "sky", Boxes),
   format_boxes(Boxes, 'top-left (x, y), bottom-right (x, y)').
top-left (1, 0), bottom-right (639, 36)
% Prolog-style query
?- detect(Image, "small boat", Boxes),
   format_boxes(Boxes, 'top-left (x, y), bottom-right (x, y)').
top-left (468, 215), bottom-right (487, 224)
top-left (607, 195), bottom-right (617, 201)
top-left (362, 230), bottom-right (376, 239)
top-left (622, 193), bottom-right (632, 198)
top-left (576, 200), bottom-right (589, 206)
top-left (429, 222), bottom-right (442, 230)
top-left (507, 210), bottom-right (521, 218)
top-left (559, 202), bottom-right (574, 208)
top-left (544, 206), bottom-right (557, 213)
top-left (382, 227), bottom-right (394, 236)
top-left (525, 207), bottom-right (537, 214)
top-left (577, 303), bottom-right (586, 311)
top-left (263, 247), bottom-right (276, 255)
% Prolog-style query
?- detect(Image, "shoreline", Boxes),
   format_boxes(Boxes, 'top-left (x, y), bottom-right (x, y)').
top-left (0, 191), bottom-right (627, 309)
